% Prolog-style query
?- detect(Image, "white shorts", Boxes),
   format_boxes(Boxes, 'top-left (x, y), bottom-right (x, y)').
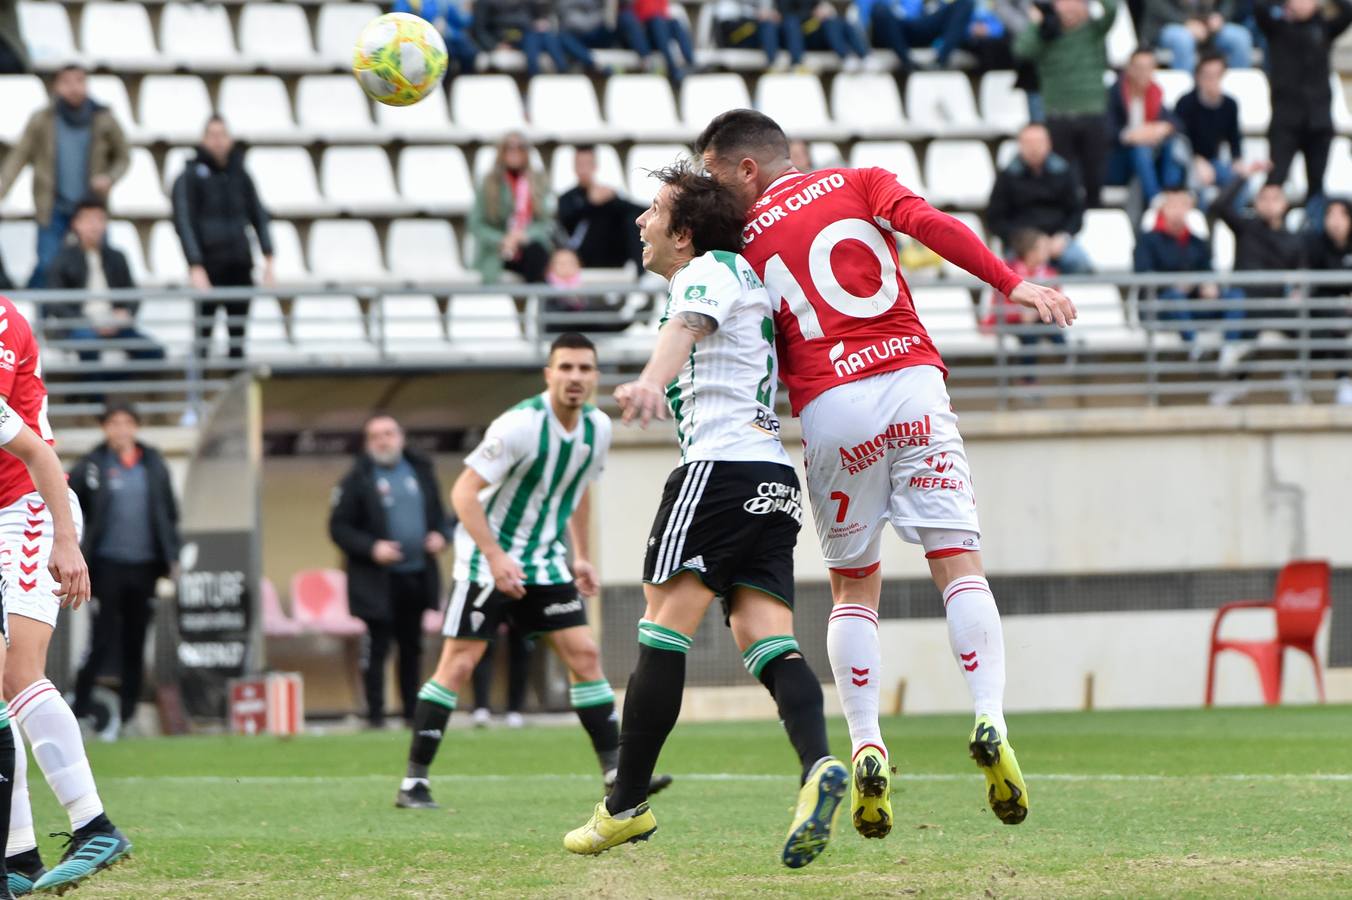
top-left (801, 365), bottom-right (979, 569)
top-left (0, 489), bottom-right (83, 632)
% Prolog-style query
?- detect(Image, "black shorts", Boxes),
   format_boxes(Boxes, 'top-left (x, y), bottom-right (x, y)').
top-left (441, 580), bottom-right (587, 640)
top-left (642, 460), bottom-right (801, 608)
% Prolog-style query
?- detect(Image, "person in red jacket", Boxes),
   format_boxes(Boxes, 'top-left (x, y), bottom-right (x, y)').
top-left (628, 0), bottom-right (697, 82)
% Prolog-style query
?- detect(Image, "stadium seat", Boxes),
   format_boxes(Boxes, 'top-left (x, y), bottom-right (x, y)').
top-left (219, 76), bottom-right (298, 143)
top-left (905, 72), bottom-right (985, 136)
top-left (290, 570), bottom-right (365, 637)
top-left (308, 220), bottom-right (390, 283)
top-left (995, 138), bottom-right (1019, 170)
top-left (627, 144), bottom-right (692, 204)
top-left (1223, 69), bottom-right (1271, 134)
top-left (924, 140), bottom-right (995, 209)
top-left (808, 141), bottom-right (846, 169)
top-left (527, 75), bottom-right (606, 142)
top-left (266, 220), bottom-right (313, 282)
top-left (1155, 69), bottom-right (1192, 109)
top-left (472, 144), bottom-right (546, 183)
top-left (239, 3), bottom-right (324, 72)
top-left (448, 293), bottom-right (530, 349)
top-left (320, 146), bottom-right (410, 217)
top-left (386, 219), bottom-right (471, 282)
top-left (0, 75), bottom-right (45, 144)
top-left (0, 221), bottom-right (37, 288)
top-left (1066, 284), bottom-right (1140, 349)
top-left (245, 296), bottom-right (297, 359)
top-left (80, 2), bottom-right (169, 71)
top-left (158, 3), bottom-right (237, 71)
top-left (1105, 1), bottom-right (1137, 69)
top-left (108, 148), bottom-right (170, 218)
top-left (910, 287), bottom-right (990, 355)
top-left (849, 141), bottom-right (925, 193)
top-left (316, 3), bottom-right (383, 68)
top-left (0, 167), bottom-right (35, 216)
top-left (1204, 560), bottom-right (1329, 706)
top-left (977, 71), bottom-right (1029, 136)
top-left (148, 220), bottom-right (189, 286)
top-left (261, 577), bottom-right (304, 637)
top-left (1331, 75), bottom-right (1352, 135)
top-left (16, 1), bottom-right (76, 69)
top-left (1079, 209), bottom-right (1137, 272)
top-left (398, 146), bottom-right (475, 215)
top-left (244, 148), bottom-right (329, 218)
top-left (374, 86), bottom-right (453, 141)
top-left (831, 73), bottom-right (908, 139)
top-left (755, 74), bottom-right (838, 141)
top-left (296, 75), bottom-right (376, 143)
top-left (106, 219), bottom-right (150, 284)
top-left (603, 75), bottom-right (682, 141)
top-left (1325, 137), bottom-right (1352, 195)
top-left (161, 146), bottom-right (195, 194)
top-left (550, 144), bottom-right (626, 196)
top-left (136, 295), bottom-right (195, 350)
top-left (88, 75), bottom-right (141, 143)
top-left (137, 76), bottom-right (212, 144)
top-left (291, 294), bottom-right (378, 357)
top-left (680, 74), bottom-right (752, 132)
top-left (377, 293), bottom-right (449, 353)
top-left (451, 75), bottom-right (528, 141)
top-left (1212, 219), bottom-right (1235, 271)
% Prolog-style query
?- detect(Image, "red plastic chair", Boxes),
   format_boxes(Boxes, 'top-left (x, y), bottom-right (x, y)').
top-left (260, 577), bottom-right (303, 637)
top-left (1205, 560), bottom-right (1330, 706)
top-left (289, 569), bottom-right (366, 637)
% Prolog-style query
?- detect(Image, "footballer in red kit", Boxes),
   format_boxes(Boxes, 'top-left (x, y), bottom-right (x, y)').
top-left (697, 110), bottom-right (1077, 838)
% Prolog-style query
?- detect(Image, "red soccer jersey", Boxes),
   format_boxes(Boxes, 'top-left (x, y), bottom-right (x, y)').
top-left (0, 297), bottom-right (52, 507)
top-left (739, 167), bottom-right (1023, 414)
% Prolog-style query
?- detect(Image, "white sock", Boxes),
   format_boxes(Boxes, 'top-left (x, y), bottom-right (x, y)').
top-left (7, 718), bottom-right (35, 855)
top-left (12, 680), bottom-right (105, 830)
top-left (399, 777), bottom-right (427, 791)
top-left (942, 576), bottom-right (1008, 737)
top-left (826, 603), bottom-right (886, 760)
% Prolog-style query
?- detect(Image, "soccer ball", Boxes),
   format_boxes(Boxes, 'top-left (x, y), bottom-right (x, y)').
top-left (351, 13), bottom-right (447, 107)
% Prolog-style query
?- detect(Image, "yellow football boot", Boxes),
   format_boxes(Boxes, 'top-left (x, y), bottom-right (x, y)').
top-left (564, 800), bottom-right (657, 855)
top-left (781, 757), bottom-right (848, 868)
top-left (969, 715), bottom-right (1028, 825)
top-left (850, 745), bottom-right (893, 838)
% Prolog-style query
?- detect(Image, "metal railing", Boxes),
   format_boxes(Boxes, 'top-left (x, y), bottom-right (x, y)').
top-left (8, 269), bottom-right (1352, 419)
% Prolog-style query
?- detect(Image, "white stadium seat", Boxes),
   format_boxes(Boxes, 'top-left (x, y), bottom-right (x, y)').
top-left (387, 220), bottom-right (471, 282)
top-left (808, 141), bottom-right (846, 169)
top-left (924, 140), bottom-right (994, 208)
top-left (219, 76), bottom-right (298, 143)
top-left (0, 221), bottom-right (37, 287)
top-left (291, 295), bottom-right (376, 357)
top-left (108, 149), bottom-right (169, 218)
top-left (1106, 1), bottom-right (1137, 69)
top-left (148, 220), bottom-right (189, 286)
top-left (244, 148), bottom-right (329, 218)
top-left (106, 220), bottom-right (150, 284)
top-left (627, 144), bottom-right (692, 204)
top-left (309, 220), bottom-right (389, 282)
top-left (398, 146), bottom-right (475, 215)
top-left (527, 75), bottom-right (606, 141)
top-left (161, 146), bottom-right (195, 194)
top-left (1332, 76), bottom-right (1352, 135)
top-left (832, 73), bottom-right (908, 138)
top-left (1155, 69), bottom-right (1192, 109)
top-left (88, 75), bottom-right (140, 143)
top-left (266, 220), bottom-right (311, 282)
top-left (379, 294), bottom-right (449, 351)
top-left (297, 75), bottom-right (376, 142)
top-left (1327, 137), bottom-right (1352, 195)
top-left (978, 71), bottom-right (1029, 136)
top-left (137, 76), bottom-right (212, 144)
top-left (905, 72), bottom-right (985, 136)
top-left (550, 144), bottom-right (626, 197)
top-left (17, 2), bottom-right (77, 69)
top-left (245, 296), bottom-right (295, 359)
top-left (320, 146), bottom-right (410, 216)
top-left (995, 138), bottom-right (1019, 170)
top-left (0, 168), bottom-right (35, 216)
top-left (1223, 69), bottom-right (1271, 134)
top-left (1080, 209), bottom-right (1137, 272)
top-left (603, 75), bottom-right (682, 140)
top-left (680, 74), bottom-right (751, 131)
top-left (755, 74), bottom-right (838, 141)
top-left (449, 294), bottom-right (528, 348)
top-left (849, 141), bottom-right (925, 194)
top-left (239, 4), bottom-right (324, 71)
top-left (0, 75), bottom-right (46, 144)
top-left (375, 86), bottom-right (452, 141)
top-left (80, 2), bottom-right (169, 71)
top-left (1069, 284), bottom-right (1141, 349)
top-left (158, 3), bottom-right (237, 71)
top-left (316, 3), bottom-right (383, 68)
top-left (910, 287), bottom-right (990, 355)
top-left (451, 75), bottom-right (528, 141)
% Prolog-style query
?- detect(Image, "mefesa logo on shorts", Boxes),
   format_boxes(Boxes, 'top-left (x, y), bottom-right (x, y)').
top-left (909, 452), bottom-right (966, 491)
top-left (744, 481), bottom-right (803, 524)
top-left (838, 417), bottom-right (932, 473)
top-left (829, 335), bottom-right (925, 378)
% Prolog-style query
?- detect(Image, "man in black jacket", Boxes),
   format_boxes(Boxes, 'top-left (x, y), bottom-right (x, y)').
top-left (557, 145), bottom-right (644, 271)
top-left (171, 116), bottom-right (274, 360)
top-left (986, 123), bottom-right (1092, 272)
top-left (70, 402), bottom-right (181, 734)
top-left (472, 0), bottom-right (573, 76)
top-left (1257, 0), bottom-right (1352, 203)
top-left (329, 415), bottom-right (453, 728)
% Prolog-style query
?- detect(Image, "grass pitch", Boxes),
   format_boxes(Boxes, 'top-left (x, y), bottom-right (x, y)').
top-left (39, 705), bottom-right (1352, 898)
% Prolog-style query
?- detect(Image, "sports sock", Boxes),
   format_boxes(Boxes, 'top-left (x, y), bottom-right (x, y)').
top-left (0, 704), bottom-right (15, 884)
top-left (569, 680), bottom-right (619, 777)
top-left (942, 576), bottom-right (1008, 737)
top-left (826, 603), bottom-right (886, 760)
top-left (747, 637), bottom-right (832, 784)
top-left (12, 680), bottom-right (104, 830)
top-left (6, 718), bottom-right (34, 856)
top-left (605, 620), bottom-right (690, 815)
top-left (405, 681), bottom-right (457, 784)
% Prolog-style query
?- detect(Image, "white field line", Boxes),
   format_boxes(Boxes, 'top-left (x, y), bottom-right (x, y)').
top-left (102, 773), bottom-right (1352, 785)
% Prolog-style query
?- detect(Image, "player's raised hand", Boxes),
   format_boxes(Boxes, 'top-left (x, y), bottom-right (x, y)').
top-left (573, 558), bottom-right (600, 597)
top-left (488, 549), bottom-right (528, 599)
top-left (614, 379), bottom-right (668, 428)
top-left (1008, 280), bottom-right (1078, 328)
top-left (50, 534), bottom-right (91, 610)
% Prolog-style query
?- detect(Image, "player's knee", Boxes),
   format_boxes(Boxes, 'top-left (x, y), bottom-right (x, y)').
top-left (565, 641), bottom-right (602, 680)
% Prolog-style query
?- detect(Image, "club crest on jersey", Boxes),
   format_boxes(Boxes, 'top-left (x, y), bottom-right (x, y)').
top-left (838, 416), bottom-right (933, 474)
top-left (829, 335), bottom-right (925, 378)
top-left (684, 284), bottom-right (714, 305)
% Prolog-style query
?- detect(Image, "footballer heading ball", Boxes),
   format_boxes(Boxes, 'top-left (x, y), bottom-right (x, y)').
top-left (352, 13), bottom-right (447, 107)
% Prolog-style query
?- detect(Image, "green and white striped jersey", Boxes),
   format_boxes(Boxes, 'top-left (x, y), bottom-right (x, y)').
top-left (663, 250), bottom-right (788, 466)
top-left (453, 393), bottom-right (611, 587)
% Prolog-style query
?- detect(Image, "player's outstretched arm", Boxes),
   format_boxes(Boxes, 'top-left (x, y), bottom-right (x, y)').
top-left (1006, 280), bottom-right (1078, 328)
top-left (615, 312), bottom-right (717, 427)
top-left (568, 488), bottom-right (599, 597)
top-left (450, 466), bottom-right (526, 598)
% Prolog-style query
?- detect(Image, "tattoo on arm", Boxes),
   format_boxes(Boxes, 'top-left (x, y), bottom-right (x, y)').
top-left (678, 311), bottom-right (719, 337)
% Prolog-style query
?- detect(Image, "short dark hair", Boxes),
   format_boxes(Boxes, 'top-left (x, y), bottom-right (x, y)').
top-left (1195, 51), bottom-right (1226, 75)
top-left (651, 159), bottom-right (745, 256)
top-left (573, 143), bottom-right (596, 156)
top-left (548, 332), bottom-right (597, 362)
top-left (99, 401), bottom-right (140, 425)
top-left (55, 63), bottom-right (86, 79)
top-left (73, 194), bottom-right (107, 217)
top-left (693, 109), bottom-right (790, 165)
top-left (1010, 228), bottom-right (1046, 259)
top-left (1130, 46), bottom-right (1155, 61)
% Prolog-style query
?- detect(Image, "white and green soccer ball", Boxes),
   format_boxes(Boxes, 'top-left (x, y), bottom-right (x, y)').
top-left (352, 12), bottom-right (447, 107)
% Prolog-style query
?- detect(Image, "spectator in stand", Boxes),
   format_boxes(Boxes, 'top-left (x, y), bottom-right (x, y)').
top-left (710, 1), bottom-right (781, 66)
top-left (1106, 47), bottom-right (1185, 204)
top-left (70, 402), bottom-right (180, 737)
top-left (629, 0), bottom-right (699, 82)
top-left (392, 0), bottom-right (480, 81)
top-left (1174, 53), bottom-right (1243, 202)
top-left (557, 145), bottom-right (644, 270)
top-left (1257, 0), bottom-right (1352, 213)
top-left (789, 139), bottom-right (815, 172)
top-left (171, 116), bottom-right (275, 360)
top-left (982, 228), bottom-right (1066, 375)
top-left (469, 132), bottom-right (555, 284)
top-left (542, 247), bottom-right (628, 332)
top-left (1304, 198), bottom-right (1352, 404)
top-left (1144, 0), bottom-right (1254, 71)
top-left (0, 0), bottom-right (28, 74)
top-left (857, 0), bottom-right (976, 69)
top-left (473, 0), bottom-right (576, 77)
top-left (560, 0), bottom-right (649, 60)
top-left (987, 122), bottom-right (1093, 272)
top-left (963, 0), bottom-right (1016, 72)
top-left (1015, 0), bottom-right (1117, 207)
top-left (45, 197), bottom-right (163, 367)
top-left (0, 64), bottom-right (129, 288)
top-left (777, 1), bottom-right (873, 70)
